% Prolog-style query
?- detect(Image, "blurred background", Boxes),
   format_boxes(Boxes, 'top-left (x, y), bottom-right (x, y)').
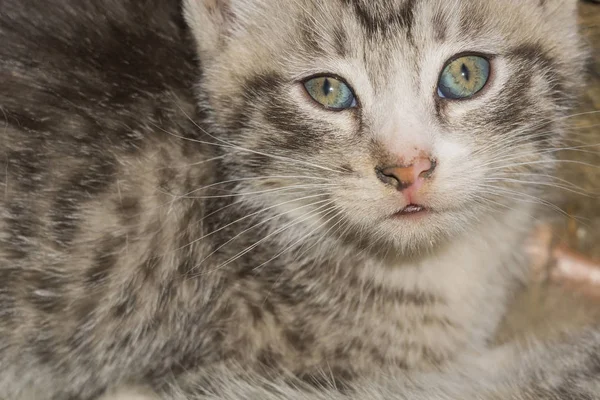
top-left (557, 2), bottom-right (600, 259)
top-left (497, 2), bottom-right (600, 343)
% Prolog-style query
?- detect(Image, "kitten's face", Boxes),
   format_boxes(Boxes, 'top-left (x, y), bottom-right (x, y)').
top-left (187, 0), bottom-right (583, 254)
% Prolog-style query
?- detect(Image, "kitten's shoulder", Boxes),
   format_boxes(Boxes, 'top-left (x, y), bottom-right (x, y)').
top-left (0, 0), bottom-right (198, 117)
top-left (0, 0), bottom-right (208, 275)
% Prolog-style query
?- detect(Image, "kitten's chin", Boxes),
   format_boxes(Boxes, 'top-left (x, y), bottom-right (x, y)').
top-left (342, 208), bottom-right (476, 259)
top-left (388, 218), bottom-right (462, 256)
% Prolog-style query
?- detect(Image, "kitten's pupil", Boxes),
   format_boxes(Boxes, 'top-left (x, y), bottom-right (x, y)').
top-left (322, 78), bottom-right (332, 96)
top-left (461, 63), bottom-right (470, 81)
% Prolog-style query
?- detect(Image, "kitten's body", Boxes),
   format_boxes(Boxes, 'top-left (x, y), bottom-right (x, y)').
top-left (0, 0), bottom-right (599, 399)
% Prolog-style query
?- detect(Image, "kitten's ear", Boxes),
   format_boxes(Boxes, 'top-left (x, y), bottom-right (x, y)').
top-left (184, 0), bottom-right (238, 59)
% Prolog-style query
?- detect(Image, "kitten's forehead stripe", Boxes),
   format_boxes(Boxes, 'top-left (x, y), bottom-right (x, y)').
top-left (299, 16), bottom-right (325, 56)
top-left (431, 10), bottom-right (447, 43)
top-left (340, 0), bottom-right (417, 41)
top-left (332, 25), bottom-right (350, 58)
top-left (459, 4), bottom-right (487, 39)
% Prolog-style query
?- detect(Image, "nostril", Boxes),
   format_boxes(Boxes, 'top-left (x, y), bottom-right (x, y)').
top-left (418, 159), bottom-right (437, 179)
top-left (377, 166), bottom-right (414, 190)
top-left (376, 168), bottom-right (402, 188)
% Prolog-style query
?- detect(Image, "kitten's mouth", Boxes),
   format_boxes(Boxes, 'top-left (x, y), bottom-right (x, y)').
top-left (394, 204), bottom-right (429, 217)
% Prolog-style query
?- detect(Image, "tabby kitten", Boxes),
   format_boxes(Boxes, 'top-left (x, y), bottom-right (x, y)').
top-left (0, 0), bottom-right (598, 399)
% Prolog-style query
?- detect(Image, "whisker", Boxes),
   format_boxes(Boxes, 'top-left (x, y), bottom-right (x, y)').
top-left (294, 215), bottom-right (349, 263)
top-left (474, 138), bottom-right (600, 166)
top-left (252, 207), bottom-right (343, 271)
top-left (155, 174), bottom-right (334, 199)
top-left (471, 121), bottom-right (600, 161)
top-left (470, 194), bottom-right (543, 226)
top-left (479, 143), bottom-right (600, 169)
top-left (173, 193), bottom-right (334, 253)
top-left (491, 172), bottom-right (592, 191)
top-left (485, 159), bottom-right (600, 171)
top-left (194, 202), bottom-right (338, 276)
top-left (161, 183), bottom-right (340, 200)
top-left (475, 186), bottom-right (590, 225)
top-left (172, 106), bottom-right (347, 174)
top-left (483, 178), bottom-right (597, 197)
top-left (261, 217), bottom-right (352, 308)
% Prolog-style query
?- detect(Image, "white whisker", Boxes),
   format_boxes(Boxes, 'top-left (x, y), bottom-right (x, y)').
top-left (163, 183), bottom-right (340, 200)
top-left (483, 178), bottom-right (597, 197)
top-left (194, 202), bottom-right (338, 276)
top-left (174, 193), bottom-right (334, 253)
top-left (173, 105), bottom-right (347, 174)
top-left (252, 206), bottom-right (342, 271)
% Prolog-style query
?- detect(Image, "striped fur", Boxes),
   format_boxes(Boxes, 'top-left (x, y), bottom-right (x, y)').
top-left (0, 0), bottom-right (597, 399)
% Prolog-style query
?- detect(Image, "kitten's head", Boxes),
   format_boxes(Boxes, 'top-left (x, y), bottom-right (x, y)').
top-left (185, 0), bottom-right (584, 255)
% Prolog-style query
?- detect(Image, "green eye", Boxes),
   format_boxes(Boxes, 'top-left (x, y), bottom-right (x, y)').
top-left (437, 55), bottom-right (490, 100)
top-left (303, 76), bottom-right (357, 110)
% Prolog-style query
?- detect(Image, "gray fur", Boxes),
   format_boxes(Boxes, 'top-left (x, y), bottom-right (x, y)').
top-left (0, 0), bottom-right (598, 399)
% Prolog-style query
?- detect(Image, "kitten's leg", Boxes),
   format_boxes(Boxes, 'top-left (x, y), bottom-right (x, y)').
top-left (485, 329), bottom-right (600, 398)
top-left (157, 331), bottom-right (600, 399)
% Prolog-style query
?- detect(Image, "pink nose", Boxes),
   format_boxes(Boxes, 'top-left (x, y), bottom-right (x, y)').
top-left (377, 157), bottom-right (436, 191)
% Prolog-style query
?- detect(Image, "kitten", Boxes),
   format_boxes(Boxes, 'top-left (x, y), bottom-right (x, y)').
top-left (0, 0), bottom-right (598, 399)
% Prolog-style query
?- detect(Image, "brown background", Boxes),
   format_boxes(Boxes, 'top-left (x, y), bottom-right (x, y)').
top-left (557, 2), bottom-right (600, 259)
top-left (497, 2), bottom-right (600, 344)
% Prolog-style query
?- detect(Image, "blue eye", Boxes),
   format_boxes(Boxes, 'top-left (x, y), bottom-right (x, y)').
top-left (303, 76), bottom-right (357, 110)
top-left (437, 55), bottom-right (491, 100)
